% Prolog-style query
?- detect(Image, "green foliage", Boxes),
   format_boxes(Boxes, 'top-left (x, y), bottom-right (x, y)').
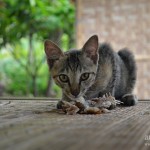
top-left (0, 0), bottom-right (75, 97)
top-left (0, 0), bottom-right (75, 46)
top-left (2, 59), bottom-right (29, 95)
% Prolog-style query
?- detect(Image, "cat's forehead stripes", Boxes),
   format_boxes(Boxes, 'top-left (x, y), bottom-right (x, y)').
top-left (64, 50), bottom-right (82, 72)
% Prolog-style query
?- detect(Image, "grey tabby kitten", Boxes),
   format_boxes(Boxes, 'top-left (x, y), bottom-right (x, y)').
top-left (44, 35), bottom-right (138, 108)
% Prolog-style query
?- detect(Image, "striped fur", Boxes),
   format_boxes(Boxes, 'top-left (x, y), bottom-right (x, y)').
top-left (44, 35), bottom-right (138, 106)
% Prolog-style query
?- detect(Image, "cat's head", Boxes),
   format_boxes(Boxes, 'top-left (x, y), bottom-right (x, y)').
top-left (44, 35), bottom-right (99, 100)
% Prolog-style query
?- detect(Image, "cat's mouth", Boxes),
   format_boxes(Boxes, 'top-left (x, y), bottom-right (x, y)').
top-left (63, 89), bottom-right (87, 101)
top-left (68, 94), bottom-right (81, 100)
top-left (65, 92), bottom-right (83, 101)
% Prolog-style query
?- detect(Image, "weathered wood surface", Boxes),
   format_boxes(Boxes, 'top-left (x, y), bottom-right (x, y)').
top-left (0, 99), bottom-right (150, 150)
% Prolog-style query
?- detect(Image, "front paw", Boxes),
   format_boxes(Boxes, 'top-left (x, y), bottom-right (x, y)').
top-left (121, 94), bottom-right (138, 106)
top-left (109, 103), bottom-right (116, 110)
top-left (56, 101), bottom-right (64, 109)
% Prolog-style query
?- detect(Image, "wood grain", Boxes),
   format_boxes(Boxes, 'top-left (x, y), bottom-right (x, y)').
top-left (0, 99), bottom-right (150, 150)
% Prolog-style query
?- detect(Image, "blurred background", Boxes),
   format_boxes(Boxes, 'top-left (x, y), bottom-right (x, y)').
top-left (0, 0), bottom-right (150, 99)
top-left (0, 0), bottom-right (75, 98)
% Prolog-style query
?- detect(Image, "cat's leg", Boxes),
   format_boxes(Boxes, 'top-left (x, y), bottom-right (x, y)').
top-left (56, 94), bottom-right (72, 109)
top-left (57, 100), bottom-right (63, 109)
top-left (121, 94), bottom-right (138, 106)
top-left (118, 49), bottom-right (137, 106)
top-left (118, 49), bottom-right (137, 94)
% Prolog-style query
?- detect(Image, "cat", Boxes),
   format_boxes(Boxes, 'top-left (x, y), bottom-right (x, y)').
top-left (44, 35), bottom-right (138, 109)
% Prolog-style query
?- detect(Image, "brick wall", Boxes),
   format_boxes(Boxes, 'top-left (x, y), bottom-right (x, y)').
top-left (76, 0), bottom-right (150, 99)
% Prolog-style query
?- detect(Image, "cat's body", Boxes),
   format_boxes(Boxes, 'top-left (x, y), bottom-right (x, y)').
top-left (85, 43), bottom-right (137, 104)
top-left (44, 35), bottom-right (138, 107)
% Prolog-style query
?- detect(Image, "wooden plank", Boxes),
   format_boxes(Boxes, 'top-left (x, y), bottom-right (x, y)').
top-left (0, 100), bottom-right (150, 150)
top-left (0, 97), bottom-right (59, 100)
top-left (135, 55), bottom-right (150, 61)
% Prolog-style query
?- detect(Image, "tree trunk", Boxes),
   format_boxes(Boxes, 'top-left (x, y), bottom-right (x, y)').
top-left (32, 75), bottom-right (37, 97)
top-left (46, 75), bottom-right (55, 97)
top-left (28, 32), bottom-right (38, 96)
top-left (28, 32), bottom-right (34, 66)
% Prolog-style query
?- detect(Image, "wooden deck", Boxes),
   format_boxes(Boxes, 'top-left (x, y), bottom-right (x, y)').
top-left (0, 99), bottom-right (150, 150)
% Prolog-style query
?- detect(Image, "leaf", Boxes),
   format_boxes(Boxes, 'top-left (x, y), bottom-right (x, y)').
top-left (29, 0), bottom-right (36, 7)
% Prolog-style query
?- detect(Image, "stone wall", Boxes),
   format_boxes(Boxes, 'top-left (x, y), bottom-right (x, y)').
top-left (76, 0), bottom-right (150, 99)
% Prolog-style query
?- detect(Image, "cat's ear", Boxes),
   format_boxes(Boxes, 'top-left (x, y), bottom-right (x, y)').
top-left (82, 35), bottom-right (99, 64)
top-left (44, 40), bottom-right (64, 68)
top-left (44, 40), bottom-right (64, 59)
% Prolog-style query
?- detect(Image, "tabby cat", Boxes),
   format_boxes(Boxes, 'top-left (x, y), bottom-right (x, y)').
top-left (44, 35), bottom-right (138, 108)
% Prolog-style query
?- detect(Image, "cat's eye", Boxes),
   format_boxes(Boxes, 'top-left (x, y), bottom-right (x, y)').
top-left (59, 74), bottom-right (69, 83)
top-left (80, 73), bottom-right (90, 81)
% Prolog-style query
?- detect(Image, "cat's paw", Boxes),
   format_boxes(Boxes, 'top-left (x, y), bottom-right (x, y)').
top-left (121, 94), bottom-right (138, 106)
top-left (109, 103), bottom-right (116, 110)
top-left (56, 101), bottom-right (64, 109)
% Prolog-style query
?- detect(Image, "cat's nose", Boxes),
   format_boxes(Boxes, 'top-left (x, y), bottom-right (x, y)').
top-left (71, 89), bottom-right (80, 97)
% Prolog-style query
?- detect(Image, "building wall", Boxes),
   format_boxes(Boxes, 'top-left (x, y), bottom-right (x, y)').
top-left (76, 0), bottom-right (150, 99)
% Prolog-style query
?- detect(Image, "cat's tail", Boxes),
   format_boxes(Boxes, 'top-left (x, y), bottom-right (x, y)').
top-left (118, 48), bottom-right (137, 93)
